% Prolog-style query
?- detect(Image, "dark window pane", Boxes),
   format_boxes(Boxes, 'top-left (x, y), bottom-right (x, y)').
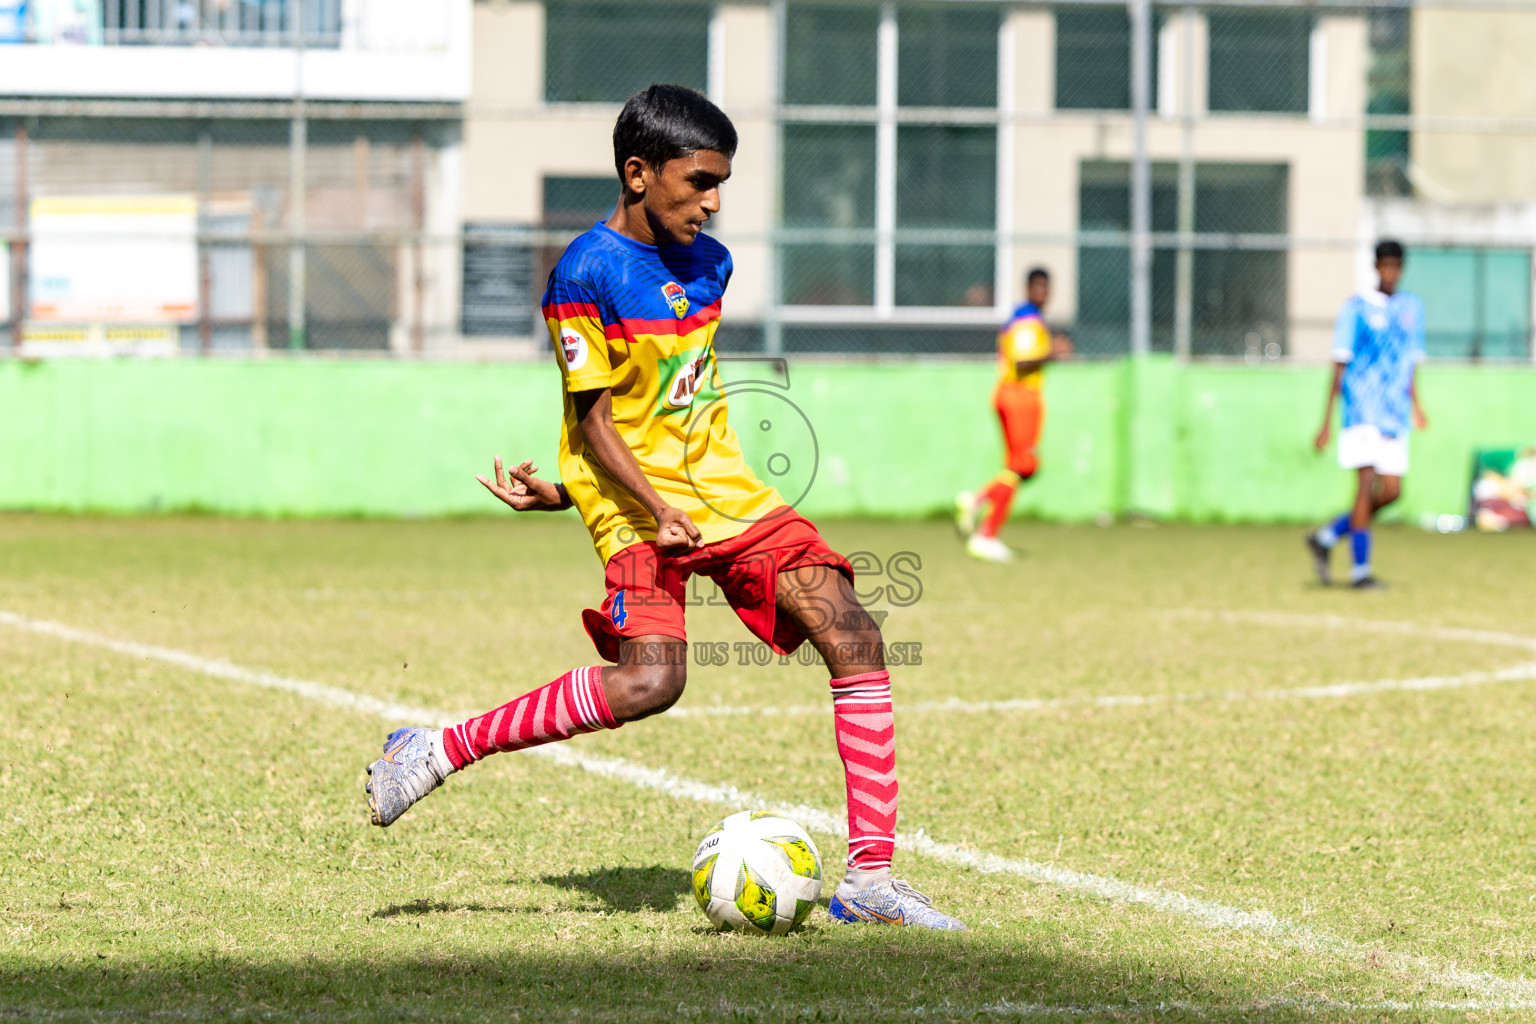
top-left (1190, 251), bottom-right (1287, 355)
top-left (1366, 7), bottom-right (1411, 195)
top-left (783, 324), bottom-right (995, 353)
top-left (898, 6), bottom-right (998, 108)
top-left (1193, 163), bottom-right (1287, 234)
top-left (1077, 160), bottom-right (1284, 355)
top-left (1208, 11), bottom-right (1310, 114)
top-left (781, 244), bottom-right (875, 305)
top-left (785, 4), bottom-right (878, 106)
top-left (782, 124), bottom-right (877, 228)
top-left (1056, 8), bottom-right (1128, 110)
top-left (896, 126), bottom-right (996, 229)
top-left (543, 176), bottom-right (616, 229)
top-left (895, 245), bottom-right (995, 307)
top-left (546, 1), bottom-right (709, 103)
top-left (1401, 247), bottom-right (1532, 360)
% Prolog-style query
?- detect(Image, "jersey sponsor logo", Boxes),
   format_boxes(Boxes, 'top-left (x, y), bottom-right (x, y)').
top-left (662, 281), bottom-right (690, 318)
top-left (662, 349), bottom-right (712, 410)
top-left (559, 327), bottom-right (588, 371)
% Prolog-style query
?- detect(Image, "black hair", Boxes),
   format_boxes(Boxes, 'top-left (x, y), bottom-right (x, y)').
top-left (1026, 267), bottom-right (1050, 285)
top-left (1375, 239), bottom-right (1405, 263)
top-left (613, 84), bottom-right (738, 182)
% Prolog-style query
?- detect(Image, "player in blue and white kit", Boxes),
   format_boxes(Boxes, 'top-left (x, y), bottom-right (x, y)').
top-left (1306, 240), bottom-right (1429, 589)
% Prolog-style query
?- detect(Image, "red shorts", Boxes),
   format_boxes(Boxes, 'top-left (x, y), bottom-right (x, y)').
top-left (995, 382), bottom-right (1044, 479)
top-left (581, 508), bottom-right (854, 664)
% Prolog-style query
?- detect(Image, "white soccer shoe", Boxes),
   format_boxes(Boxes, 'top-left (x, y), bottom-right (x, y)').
top-left (365, 727), bottom-right (451, 827)
top-left (953, 491), bottom-right (978, 538)
top-left (828, 877), bottom-right (968, 930)
top-left (966, 533), bottom-right (1015, 563)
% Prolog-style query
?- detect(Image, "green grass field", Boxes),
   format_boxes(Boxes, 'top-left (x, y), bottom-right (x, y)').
top-left (3, 513), bottom-right (1536, 1022)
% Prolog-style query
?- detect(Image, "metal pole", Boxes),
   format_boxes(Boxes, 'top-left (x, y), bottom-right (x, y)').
top-left (1173, 8), bottom-right (1194, 361)
top-left (1128, 0), bottom-right (1153, 357)
top-left (11, 120), bottom-right (28, 354)
top-left (198, 124), bottom-right (213, 355)
top-left (764, 0), bottom-right (785, 356)
top-left (287, 0), bottom-right (306, 351)
top-left (410, 128), bottom-right (426, 354)
top-left (873, 2), bottom-right (897, 316)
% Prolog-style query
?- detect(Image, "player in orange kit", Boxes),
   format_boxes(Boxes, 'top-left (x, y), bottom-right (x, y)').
top-left (954, 268), bottom-right (1071, 562)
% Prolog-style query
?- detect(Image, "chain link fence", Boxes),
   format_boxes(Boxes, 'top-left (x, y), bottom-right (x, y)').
top-left (2, 0), bottom-right (1535, 362)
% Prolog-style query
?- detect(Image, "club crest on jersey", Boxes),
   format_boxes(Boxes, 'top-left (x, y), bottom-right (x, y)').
top-left (661, 281), bottom-right (689, 319)
top-left (559, 327), bottom-right (588, 371)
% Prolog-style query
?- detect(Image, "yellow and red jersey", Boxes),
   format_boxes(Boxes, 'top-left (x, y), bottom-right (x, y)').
top-left (543, 223), bottom-right (783, 565)
top-left (997, 301), bottom-right (1051, 390)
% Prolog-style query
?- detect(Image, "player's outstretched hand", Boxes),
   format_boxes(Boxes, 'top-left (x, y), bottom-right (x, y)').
top-left (477, 456), bottom-right (570, 512)
top-left (1414, 406), bottom-right (1430, 430)
top-left (1313, 424), bottom-right (1331, 453)
top-left (655, 505), bottom-right (703, 553)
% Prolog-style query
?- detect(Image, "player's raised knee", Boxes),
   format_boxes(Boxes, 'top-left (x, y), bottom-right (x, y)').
top-left (609, 640), bottom-right (688, 721)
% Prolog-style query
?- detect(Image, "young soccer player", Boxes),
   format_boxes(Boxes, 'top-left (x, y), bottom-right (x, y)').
top-left (954, 268), bottom-right (1072, 563)
top-left (1307, 240), bottom-right (1429, 588)
top-left (364, 85), bottom-right (965, 930)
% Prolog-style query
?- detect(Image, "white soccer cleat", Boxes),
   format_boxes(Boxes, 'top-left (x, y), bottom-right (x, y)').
top-left (365, 727), bottom-right (451, 827)
top-left (953, 491), bottom-right (978, 538)
top-left (828, 877), bottom-right (968, 931)
top-left (966, 533), bottom-right (1015, 563)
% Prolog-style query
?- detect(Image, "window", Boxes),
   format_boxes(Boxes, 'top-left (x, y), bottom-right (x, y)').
top-left (784, 4), bottom-right (878, 107)
top-left (1366, 8), bottom-right (1411, 196)
top-left (1207, 11), bottom-right (1310, 114)
top-left (780, 4), bottom-right (1000, 311)
top-left (1400, 248), bottom-right (1532, 360)
top-left (898, 6), bottom-right (998, 109)
top-left (1190, 164), bottom-right (1288, 355)
top-left (1076, 161), bottom-right (1288, 356)
top-left (1053, 8), bottom-right (1161, 113)
top-left (1055, 8), bottom-right (1130, 110)
top-left (539, 175), bottom-right (617, 286)
top-left (895, 126), bottom-right (996, 306)
top-left (1075, 161), bottom-right (1177, 354)
top-left (545, 1), bottom-right (709, 103)
top-left (781, 125), bottom-right (878, 305)
top-left (543, 176), bottom-right (616, 230)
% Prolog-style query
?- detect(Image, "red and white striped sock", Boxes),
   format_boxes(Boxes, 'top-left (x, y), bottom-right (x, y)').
top-left (830, 669), bottom-right (897, 873)
top-left (441, 666), bottom-right (619, 770)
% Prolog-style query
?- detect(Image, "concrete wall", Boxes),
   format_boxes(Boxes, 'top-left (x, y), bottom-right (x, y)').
top-left (1412, 9), bottom-right (1536, 203)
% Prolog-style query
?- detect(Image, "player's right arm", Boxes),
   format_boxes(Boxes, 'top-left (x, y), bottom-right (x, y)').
top-left (572, 388), bottom-right (702, 553)
top-left (1315, 299), bottom-right (1356, 451)
top-left (546, 273), bottom-right (702, 553)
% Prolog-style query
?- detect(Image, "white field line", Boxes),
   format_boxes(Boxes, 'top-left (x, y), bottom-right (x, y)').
top-left (3, 607), bottom-right (1535, 1007)
top-left (669, 610), bottom-right (1536, 719)
top-left (1168, 608), bottom-right (1536, 653)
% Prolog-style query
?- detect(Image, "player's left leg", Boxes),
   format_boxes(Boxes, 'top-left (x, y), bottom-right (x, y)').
top-left (773, 565), bottom-right (966, 930)
top-left (968, 387), bottom-right (1041, 563)
top-left (365, 543), bottom-right (690, 827)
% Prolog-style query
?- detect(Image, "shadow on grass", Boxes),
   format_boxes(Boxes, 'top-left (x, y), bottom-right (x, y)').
top-left (370, 900), bottom-right (524, 919)
top-left (540, 864), bottom-right (693, 914)
top-left (0, 935), bottom-right (1368, 1024)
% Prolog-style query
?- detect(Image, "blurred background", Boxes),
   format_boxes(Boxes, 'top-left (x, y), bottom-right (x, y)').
top-left (0, 0), bottom-right (1533, 525)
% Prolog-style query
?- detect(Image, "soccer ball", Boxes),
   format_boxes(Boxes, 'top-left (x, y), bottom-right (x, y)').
top-left (691, 810), bottom-right (823, 934)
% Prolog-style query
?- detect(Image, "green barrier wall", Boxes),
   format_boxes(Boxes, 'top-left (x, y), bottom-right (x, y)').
top-left (1, 356), bottom-right (1532, 523)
